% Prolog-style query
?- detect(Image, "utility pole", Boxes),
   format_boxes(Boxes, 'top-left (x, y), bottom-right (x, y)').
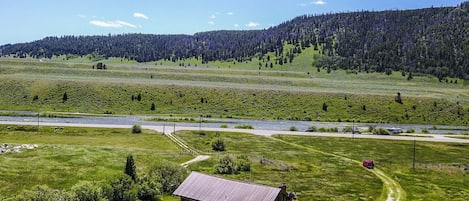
top-left (199, 115), bottom-right (202, 130)
top-left (37, 110), bottom-right (40, 134)
top-left (413, 140), bottom-right (416, 171)
top-left (163, 124), bottom-right (165, 135)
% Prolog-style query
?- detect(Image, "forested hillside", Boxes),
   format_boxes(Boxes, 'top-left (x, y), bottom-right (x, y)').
top-left (2, 2), bottom-right (469, 80)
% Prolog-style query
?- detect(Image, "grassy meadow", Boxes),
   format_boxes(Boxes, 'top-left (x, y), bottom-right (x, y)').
top-left (176, 130), bottom-right (469, 201)
top-left (1, 55), bottom-right (468, 126)
top-left (0, 125), bottom-right (468, 200)
top-left (0, 125), bottom-right (192, 198)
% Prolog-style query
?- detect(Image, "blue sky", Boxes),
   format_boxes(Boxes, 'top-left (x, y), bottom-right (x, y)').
top-left (0, 0), bottom-right (465, 45)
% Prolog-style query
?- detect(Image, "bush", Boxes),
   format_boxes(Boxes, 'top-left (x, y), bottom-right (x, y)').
top-left (421, 127), bottom-right (430, 134)
top-left (406, 128), bottom-right (415, 133)
top-left (214, 155), bottom-right (250, 174)
top-left (104, 175), bottom-right (139, 201)
top-left (237, 156), bottom-right (251, 172)
top-left (290, 126), bottom-right (298, 131)
top-left (146, 163), bottom-right (188, 195)
top-left (234, 124), bottom-right (254, 129)
top-left (461, 132), bottom-right (468, 135)
top-left (342, 126), bottom-right (353, 133)
top-left (132, 125), bottom-right (142, 134)
top-left (72, 181), bottom-right (107, 201)
top-left (138, 174), bottom-right (161, 201)
top-left (220, 124), bottom-right (228, 128)
top-left (306, 126), bottom-right (317, 132)
top-left (318, 127), bottom-right (338, 132)
top-left (18, 185), bottom-right (74, 201)
top-left (212, 139), bottom-right (225, 151)
top-left (215, 155), bottom-right (238, 174)
top-left (373, 128), bottom-right (391, 135)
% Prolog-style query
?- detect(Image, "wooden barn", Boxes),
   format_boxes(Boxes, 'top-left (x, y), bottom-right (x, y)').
top-left (173, 172), bottom-right (294, 201)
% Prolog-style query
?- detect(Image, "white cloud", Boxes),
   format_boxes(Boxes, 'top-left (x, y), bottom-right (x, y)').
top-left (116, 20), bottom-right (137, 28)
top-left (78, 14), bottom-right (87, 18)
top-left (208, 21), bottom-right (215, 25)
top-left (226, 12), bottom-right (234, 16)
top-left (133, 12), bottom-right (149, 20)
top-left (234, 24), bottom-right (239, 27)
top-left (246, 22), bottom-right (260, 28)
top-left (210, 14), bottom-right (216, 19)
top-left (89, 20), bottom-right (137, 28)
top-left (313, 0), bottom-right (326, 5)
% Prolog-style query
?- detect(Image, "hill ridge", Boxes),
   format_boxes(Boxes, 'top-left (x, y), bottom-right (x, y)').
top-left (1, 2), bottom-right (469, 80)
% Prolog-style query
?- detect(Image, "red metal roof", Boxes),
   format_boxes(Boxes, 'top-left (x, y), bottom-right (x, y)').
top-left (173, 172), bottom-right (281, 201)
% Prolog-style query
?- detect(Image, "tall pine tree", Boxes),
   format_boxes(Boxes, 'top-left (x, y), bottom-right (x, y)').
top-left (125, 154), bottom-right (137, 181)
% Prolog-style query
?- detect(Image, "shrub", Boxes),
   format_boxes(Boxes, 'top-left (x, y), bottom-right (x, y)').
top-left (104, 175), bottom-right (139, 201)
top-left (373, 128), bottom-right (391, 135)
top-left (146, 163), bottom-right (188, 194)
top-left (212, 139), bottom-right (225, 151)
top-left (290, 126), bottom-right (298, 131)
top-left (18, 185), bottom-right (74, 201)
top-left (214, 155), bottom-right (251, 175)
top-left (132, 125), bottom-right (142, 134)
top-left (421, 127), bottom-right (430, 134)
top-left (137, 174), bottom-right (161, 201)
top-left (237, 156), bottom-right (251, 172)
top-left (72, 181), bottom-right (107, 201)
top-left (406, 128), bottom-right (415, 133)
top-left (220, 124), bottom-right (228, 128)
top-left (342, 126), bottom-right (353, 133)
top-left (461, 132), bottom-right (468, 135)
top-left (318, 127), bottom-right (339, 132)
top-left (215, 155), bottom-right (238, 174)
top-left (234, 124), bottom-right (254, 129)
top-left (306, 126), bottom-right (317, 132)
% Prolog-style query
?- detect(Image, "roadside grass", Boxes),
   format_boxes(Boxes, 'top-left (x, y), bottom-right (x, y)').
top-left (176, 130), bottom-right (382, 200)
top-left (275, 135), bottom-right (469, 200)
top-left (0, 125), bottom-right (192, 197)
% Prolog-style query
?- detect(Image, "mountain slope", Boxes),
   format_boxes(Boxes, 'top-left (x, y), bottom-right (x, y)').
top-left (1, 2), bottom-right (469, 79)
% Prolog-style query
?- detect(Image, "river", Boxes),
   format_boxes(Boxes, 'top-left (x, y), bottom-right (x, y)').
top-left (0, 110), bottom-right (467, 135)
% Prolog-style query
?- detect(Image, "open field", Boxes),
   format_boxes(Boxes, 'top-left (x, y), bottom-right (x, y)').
top-left (0, 125), bottom-right (192, 198)
top-left (176, 130), bottom-right (469, 201)
top-left (1, 57), bottom-right (468, 126)
top-left (1, 124), bottom-right (468, 200)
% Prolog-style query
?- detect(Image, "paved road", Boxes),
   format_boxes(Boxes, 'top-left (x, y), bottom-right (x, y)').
top-left (1, 121), bottom-right (468, 143)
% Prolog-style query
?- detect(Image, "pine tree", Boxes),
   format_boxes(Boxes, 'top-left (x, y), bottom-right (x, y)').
top-left (62, 92), bottom-right (68, 103)
top-left (125, 155), bottom-right (137, 181)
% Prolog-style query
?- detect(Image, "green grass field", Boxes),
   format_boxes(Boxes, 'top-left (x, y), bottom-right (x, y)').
top-left (0, 125), bottom-right (192, 198)
top-left (176, 130), bottom-right (469, 201)
top-left (1, 125), bottom-right (468, 200)
top-left (1, 56), bottom-right (468, 125)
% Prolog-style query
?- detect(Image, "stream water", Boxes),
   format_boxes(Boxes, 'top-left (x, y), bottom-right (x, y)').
top-left (1, 110), bottom-right (468, 134)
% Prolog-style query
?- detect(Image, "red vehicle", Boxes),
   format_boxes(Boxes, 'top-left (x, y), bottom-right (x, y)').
top-left (363, 160), bottom-right (374, 169)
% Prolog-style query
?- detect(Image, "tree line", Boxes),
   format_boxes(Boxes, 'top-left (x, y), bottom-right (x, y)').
top-left (1, 2), bottom-right (469, 80)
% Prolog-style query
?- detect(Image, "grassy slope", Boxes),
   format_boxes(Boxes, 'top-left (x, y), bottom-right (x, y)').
top-left (176, 130), bottom-right (469, 201)
top-left (0, 125), bottom-right (192, 197)
top-left (1, 49), bottom-right (468, 125)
